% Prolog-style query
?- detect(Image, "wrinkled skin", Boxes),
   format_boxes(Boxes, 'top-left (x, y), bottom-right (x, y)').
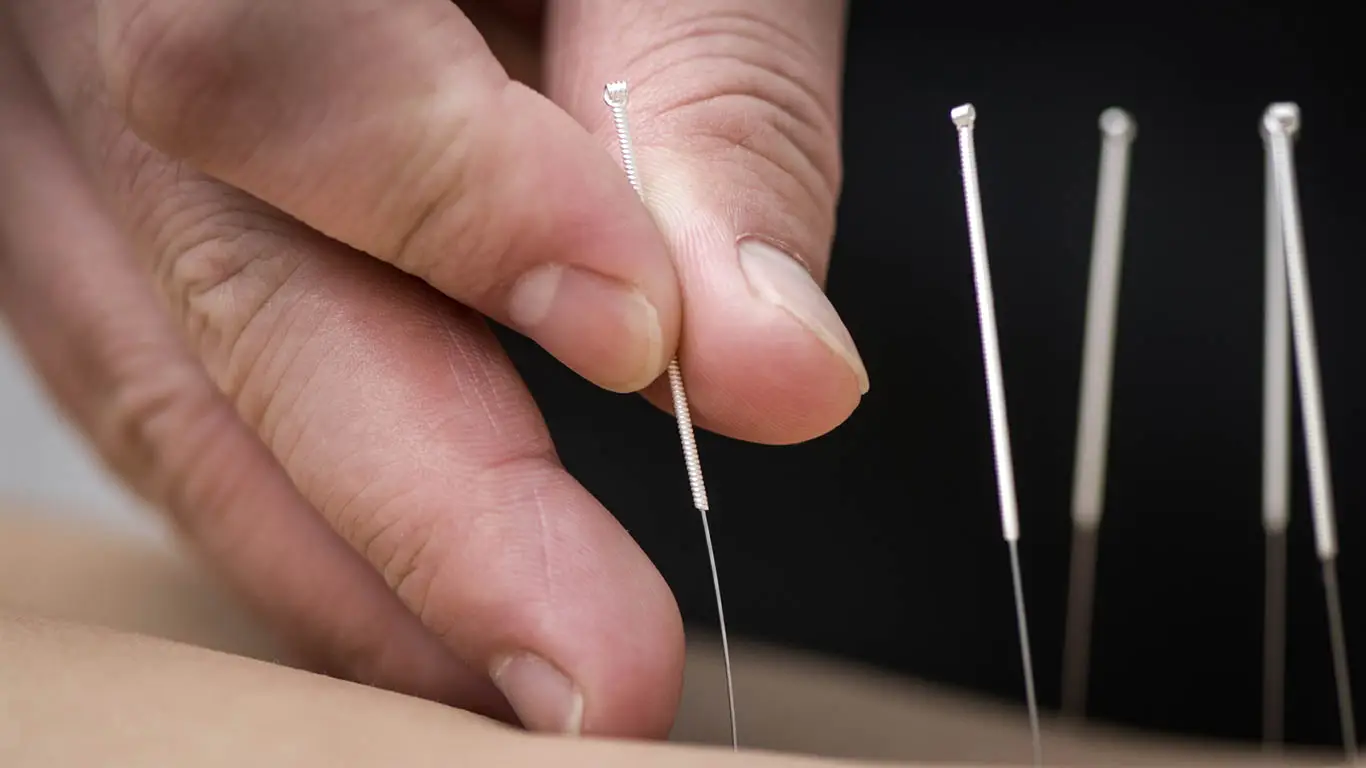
top-left (0, 0), bottom-right (861, 739)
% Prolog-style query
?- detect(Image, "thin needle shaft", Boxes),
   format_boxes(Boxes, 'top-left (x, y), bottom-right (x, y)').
top-left (1262, 527), bottom-right (1288, 749)
top-left (951, 103), bottom-right (1042, 767)
top-left (1325, 560), bottom-right (1358, 761)
top-left (604, 80), bottom-right (738, 751)
top-left (1264, 102), bottom-right (1357, 761)
top-left (1259, 118), bottom-right (1291, 751)
top-left (1061, 108), bottom-right (1137, 720)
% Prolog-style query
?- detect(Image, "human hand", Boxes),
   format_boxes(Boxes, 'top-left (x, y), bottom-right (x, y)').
top-left (0, 0), bottom-right (863, 739)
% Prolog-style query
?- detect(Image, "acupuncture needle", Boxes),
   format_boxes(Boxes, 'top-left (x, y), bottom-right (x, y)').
top-left (950, 103), bottom-right (1043, 767)
top-left (1259, 115), bottom-right (1291, 751)
top-left (1263, 102), bottom-right (1358, 762)
top-left (603, 80), bottom-right (739, 751)
top-left (1060, 108), bottom-right (1137, 721)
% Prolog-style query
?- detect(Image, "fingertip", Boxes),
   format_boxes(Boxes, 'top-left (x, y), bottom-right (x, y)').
top-left (546, 487), bottom-right (686, 738)
top-left (639, 235), bottom-right (865, 445)
top-left (505, 261), bottom-right (672, 394)
top-left (642, 316), bottom-right (863, 445)
top-left (576, 556), bottom-right (687, 738)
top-left (434, 467), bottom-right (685, 739)
top-left (736, 238), bottom-right (868, 396)
top-left (492, 84), bottom-right (681, 395)
top-left (485, 556), bottom-right (684, 739)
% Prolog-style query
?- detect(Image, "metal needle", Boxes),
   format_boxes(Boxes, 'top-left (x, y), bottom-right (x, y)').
top-left (1259, 116), bottom-right (1291, 752)
top-left (1061, 108), bottom-right (1137, 721)
top-left (1264, 102), bottom-right (1358, 762)
top-left (951, 103), bottom-right (1043, 767)
top-left (603, 80), bottom-right (738, 751)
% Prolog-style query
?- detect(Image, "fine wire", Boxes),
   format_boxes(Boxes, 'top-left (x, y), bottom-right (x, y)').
top-left (1264, 102), bottom-right (1358, 761)
top-left (1259, 118), bottom-right (1291, 751)
top-left (603, 80), bottom-right (739, 751)
top-left (1061, 107), bottom-right (1137, 721)
top-left (951, 103), bottom-right (1043, 767)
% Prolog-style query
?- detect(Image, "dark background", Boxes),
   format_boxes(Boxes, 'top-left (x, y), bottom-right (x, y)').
top-left (499, 2), bottom-right (1365, 748)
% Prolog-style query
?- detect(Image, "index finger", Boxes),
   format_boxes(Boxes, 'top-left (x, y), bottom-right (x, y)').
top-left (96, 0), bottom-right (681, 395)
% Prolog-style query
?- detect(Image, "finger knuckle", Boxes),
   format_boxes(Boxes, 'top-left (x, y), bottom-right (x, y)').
top-left (121, 158), bottom-right (310, 419)
top-left (380, 97), bottom-right (510, 298)
top-left (104, 133), bottom-right (322, 440)
top-left (161, 208), bottom-right (302, 369)
top-left (100, 0), bottom-right (252, 153)
top-left (334, 447), bottom-right (560, 643)
top-left (629, 12), bottom-right (844, 225)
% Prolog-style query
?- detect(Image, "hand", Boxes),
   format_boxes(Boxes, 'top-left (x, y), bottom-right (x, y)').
top-left (0, 0), bottom-right (864, 738)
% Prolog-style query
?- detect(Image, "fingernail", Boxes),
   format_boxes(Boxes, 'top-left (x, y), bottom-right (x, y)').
top-left (507, 264), bottom-right (664, 393)
top-left (490, 652), bottom-right (584, 735)
top-left (738, 239), bottom-right (870, 394)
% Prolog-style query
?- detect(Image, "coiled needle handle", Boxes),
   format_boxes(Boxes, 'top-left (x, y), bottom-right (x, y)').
top-left (604, 80), bottom-right (737, 751)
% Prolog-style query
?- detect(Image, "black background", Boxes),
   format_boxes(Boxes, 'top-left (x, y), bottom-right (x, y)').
top-left (499, 1), bottom-right (1365, 748)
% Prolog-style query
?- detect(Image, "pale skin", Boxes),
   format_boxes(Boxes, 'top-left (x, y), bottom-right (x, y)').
top-left (0, 508), bottom-right (1346, 767)
top-left (0, 2), bottom-right (1349, 764)
top-left (0, 0), bottom-right (859, 738)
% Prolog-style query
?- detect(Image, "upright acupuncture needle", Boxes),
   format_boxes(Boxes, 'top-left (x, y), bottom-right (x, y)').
top-left (1264, 102), bottom-right (1358, 762)
top-left (1061, 107), bottom-right (1137, 721)
top-left (950, 103), bottom-right (1043, 767)
top-left (603, 80), bottom-right (738, 751)
top-left (1259, 116), bottom-right (1291, 752)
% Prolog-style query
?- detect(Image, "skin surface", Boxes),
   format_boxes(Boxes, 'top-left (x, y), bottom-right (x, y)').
top-left (0, 505), bottom-right (1348, 767)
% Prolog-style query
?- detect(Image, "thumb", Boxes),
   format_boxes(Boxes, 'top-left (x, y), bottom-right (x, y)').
top-left (545, 0), bottom-right (867, 445)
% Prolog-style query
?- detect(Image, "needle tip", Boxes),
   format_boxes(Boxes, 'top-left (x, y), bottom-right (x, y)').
top-left (951, 103), bottom-right (977, 128)
top-left (1263, 102), bottom-right (1301, 138)
top-left (603, 81), bottom-right (629, 108)
top-left (1099, 107), bottom-right (1136, 139)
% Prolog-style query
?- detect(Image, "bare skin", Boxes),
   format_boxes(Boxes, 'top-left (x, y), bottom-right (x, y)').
top-left (0, 505), bottom-right (1346, 767)
top-left (0, 2), bottom-right (1352, 763)
top-left (0, 0), bottom-right (859, 738)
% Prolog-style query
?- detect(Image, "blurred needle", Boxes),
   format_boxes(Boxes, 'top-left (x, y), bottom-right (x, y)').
top-left (1264, 101), bottom-right (1357, 762)
top-left (1259, 115), bottom-right (1291, 752)
top-left (1061, 107), bottom-right (1137, 721)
